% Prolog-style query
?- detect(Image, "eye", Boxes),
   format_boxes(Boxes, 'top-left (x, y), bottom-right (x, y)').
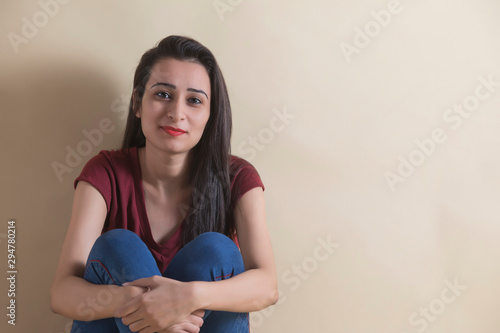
top-left (155, 91), bottom-right (171, 99)
top-left (188, 97), bottom-right (202, 105)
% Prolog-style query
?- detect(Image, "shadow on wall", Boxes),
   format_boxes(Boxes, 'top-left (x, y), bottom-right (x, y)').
top-left (0, 59), bottom-right (126, 332)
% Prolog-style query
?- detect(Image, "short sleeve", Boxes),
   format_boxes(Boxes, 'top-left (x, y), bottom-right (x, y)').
top-left (230, 156), bottom-right (265, 208)
top-left (74, 152), bottom-right (113, 212)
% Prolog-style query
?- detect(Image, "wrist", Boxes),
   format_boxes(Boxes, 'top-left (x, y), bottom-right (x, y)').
top-left (188, 281), bottom-right (208, 310)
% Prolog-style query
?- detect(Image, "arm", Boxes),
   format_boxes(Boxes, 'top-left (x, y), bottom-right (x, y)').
top-left (50, 181), bottom-right (145, 320)
top-left (193, 186), bottom-right (278, 311)
top-left (119, 186), bottom-right (278, 322)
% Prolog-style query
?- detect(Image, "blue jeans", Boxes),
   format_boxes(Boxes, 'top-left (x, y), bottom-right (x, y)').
top-left (71, 229), bottom-right (249, 332)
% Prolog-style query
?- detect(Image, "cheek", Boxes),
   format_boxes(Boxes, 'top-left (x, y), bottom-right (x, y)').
top-left (142, 99), bottom-right (159, 114)
top-left (193, 110), bottom-right (210, 129)
top-left (202, 113), bottom-right (210, 128)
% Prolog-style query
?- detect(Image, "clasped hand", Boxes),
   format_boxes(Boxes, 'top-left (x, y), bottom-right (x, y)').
top-left (114, 276), bottom-right (204, 333)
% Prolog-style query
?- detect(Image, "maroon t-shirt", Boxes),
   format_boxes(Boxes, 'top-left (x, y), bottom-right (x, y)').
top-left (74, 146), bottom-right (264, 273)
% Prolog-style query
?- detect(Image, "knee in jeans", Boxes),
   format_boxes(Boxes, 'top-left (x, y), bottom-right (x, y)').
top-left (196, 232), bottom-right (236, 253)
top-left (193, 232), bottom-right (244, 268)
top-left (98, 228), bottom-right (137, 243)
top-left (91, 229), bottom-right (141, 256)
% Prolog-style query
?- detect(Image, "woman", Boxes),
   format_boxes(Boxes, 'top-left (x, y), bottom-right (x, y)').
top-left (50, 35), bottom-right (278, 333)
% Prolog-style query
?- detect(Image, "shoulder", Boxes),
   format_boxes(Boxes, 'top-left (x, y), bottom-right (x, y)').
top-left (229, 155), bottom-right (262, 184)
top-left (230, 155), bottom-right (256, 172)
top-left (229, 155), bottom-right (265, 207)
top-left (84, 147), bottom-right (136, 169)
top-left (74, 147), bottom-right (138, 211)
top-left (94, 147), bottom-right (135, 165)
top-left (74, 147), bottom-right (137, 188)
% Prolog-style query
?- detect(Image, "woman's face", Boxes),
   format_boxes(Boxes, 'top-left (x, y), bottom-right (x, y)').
top-left (136, 58), bottom-right (211, 156)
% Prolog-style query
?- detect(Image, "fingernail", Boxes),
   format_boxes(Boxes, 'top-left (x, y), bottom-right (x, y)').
top-left (122, 282), bottom-right (129, 286)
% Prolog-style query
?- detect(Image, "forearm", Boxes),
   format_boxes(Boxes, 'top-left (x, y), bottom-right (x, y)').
top-left (192, 268), bottom-right (278, 313)
top-left (50, 275), bottom-right (137, 321)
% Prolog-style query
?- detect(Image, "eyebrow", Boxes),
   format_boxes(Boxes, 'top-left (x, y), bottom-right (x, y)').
top-left (187, 88), bottom-right (208, 99)
top-left (150, 82), bottom-right (208, 99)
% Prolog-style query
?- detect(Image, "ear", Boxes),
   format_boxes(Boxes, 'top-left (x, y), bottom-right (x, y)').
top-left (132, 89), bottom-right (142, 118)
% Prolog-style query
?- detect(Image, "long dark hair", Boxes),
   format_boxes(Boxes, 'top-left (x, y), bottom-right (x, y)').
top-left (122, 35), bottom-right (233, 246)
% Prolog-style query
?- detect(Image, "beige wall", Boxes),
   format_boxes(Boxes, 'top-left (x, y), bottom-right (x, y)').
top-left (2, 0), bottom-right (500, 332)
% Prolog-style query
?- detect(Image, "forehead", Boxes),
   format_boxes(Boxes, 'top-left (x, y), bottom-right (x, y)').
top-left (147, 58), bottom-right (210, 93)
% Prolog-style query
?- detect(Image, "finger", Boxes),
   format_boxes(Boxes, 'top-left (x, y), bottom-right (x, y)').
top-left (192, 309), bottom-right (205, 318)
top-left (124, 276), bottom-right (156, 288)
top-left (183, 322), bottom-right (202, 333)
top-left (186, 313), bottom-right (204, 328)
top-left (139, 328), bottom-right (157, 333)
top-left (170, 322), bottom-right (201, 333)
top-left (127, 318), bottom-right (151, 333)
top-left (115, 297), bottom-right (142, 318)
top-left (120, 307), bottom-right (145, 326)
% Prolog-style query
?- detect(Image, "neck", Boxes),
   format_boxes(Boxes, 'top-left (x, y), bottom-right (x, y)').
top-left (138, 145), bottom-right (190, 195)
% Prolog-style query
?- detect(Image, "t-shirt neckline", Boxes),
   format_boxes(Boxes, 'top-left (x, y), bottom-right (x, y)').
top-left (130, 146), bottom-right (182, 252)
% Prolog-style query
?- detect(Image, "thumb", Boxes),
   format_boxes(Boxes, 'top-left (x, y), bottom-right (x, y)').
top-left (123, 276), bottom-right (157, 288)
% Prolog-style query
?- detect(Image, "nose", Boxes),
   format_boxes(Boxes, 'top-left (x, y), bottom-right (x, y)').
top-left (167, 98), bottom-right (186, 122)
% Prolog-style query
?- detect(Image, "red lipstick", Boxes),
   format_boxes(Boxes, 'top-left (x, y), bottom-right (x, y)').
top-left (162, 126), bottom-right (186, 136)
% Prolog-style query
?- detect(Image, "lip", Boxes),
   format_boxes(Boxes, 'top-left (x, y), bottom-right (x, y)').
top-left (162, 126), bottom-right (187, 136)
